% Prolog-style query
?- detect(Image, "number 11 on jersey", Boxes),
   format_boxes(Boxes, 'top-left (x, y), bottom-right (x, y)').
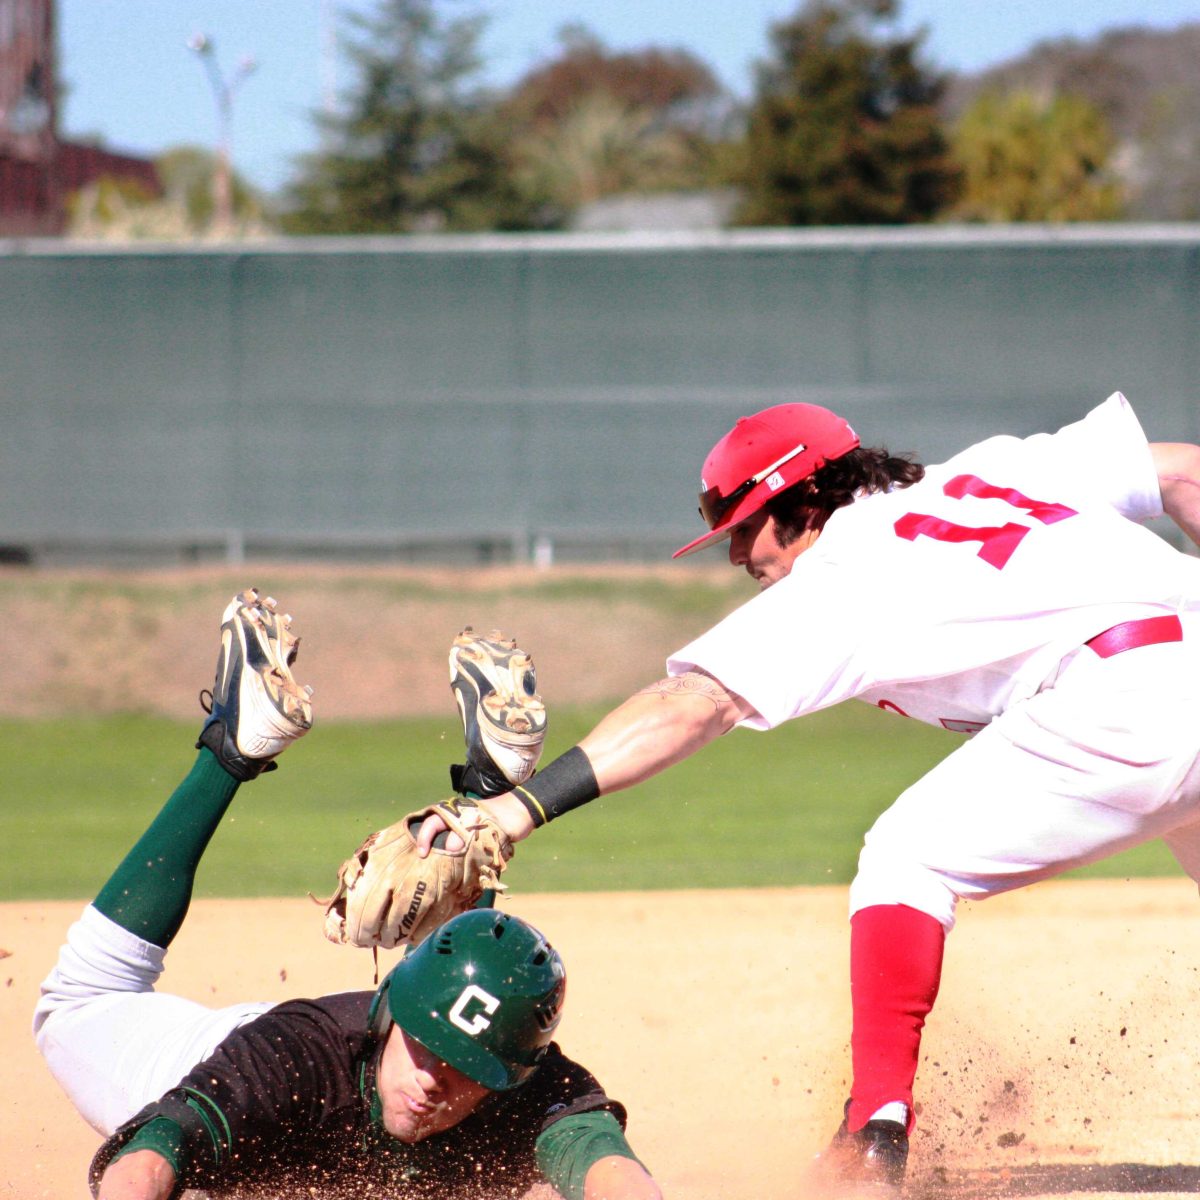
top-left (894, 474), bottom-right (1077, 569)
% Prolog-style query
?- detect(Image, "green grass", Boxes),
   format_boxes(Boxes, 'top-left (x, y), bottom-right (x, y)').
top-left (0, 707), bottom-right (1181, 902)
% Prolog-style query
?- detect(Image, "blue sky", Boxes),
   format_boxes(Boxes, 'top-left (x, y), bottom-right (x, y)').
top-left (57, 0), bottom-right (1200, 196)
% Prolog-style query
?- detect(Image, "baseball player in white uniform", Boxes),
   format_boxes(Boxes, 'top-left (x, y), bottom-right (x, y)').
top-left (418, 391), bottom-right (1200, 1192)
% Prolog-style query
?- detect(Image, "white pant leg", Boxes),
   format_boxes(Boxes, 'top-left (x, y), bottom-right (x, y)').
top-left (1163, 817), bottom-right (1200, 886)
top-left (850, 637), bottom-right (1200, 931)
top-left (33, 905), bottom-right (272, 1136)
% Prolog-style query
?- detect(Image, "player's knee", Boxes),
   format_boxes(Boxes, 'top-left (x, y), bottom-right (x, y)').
top-left (849, 844), bottom-right (958, 931)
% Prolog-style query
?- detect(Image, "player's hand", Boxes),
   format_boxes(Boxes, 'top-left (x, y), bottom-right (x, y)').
top-left (415, 793), bottom-right (535, 856)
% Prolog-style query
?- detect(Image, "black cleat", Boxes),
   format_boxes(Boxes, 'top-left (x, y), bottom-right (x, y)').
top-left (197, 589), bottom-right (314, 781)
top-left (448, 627), bottom-right (546, 797)
top-left (810, 1103), bottom-right (909, 1195)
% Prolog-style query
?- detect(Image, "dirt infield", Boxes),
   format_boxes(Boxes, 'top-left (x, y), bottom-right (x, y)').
top-left (5, 879), bottom-right (1200, 1200)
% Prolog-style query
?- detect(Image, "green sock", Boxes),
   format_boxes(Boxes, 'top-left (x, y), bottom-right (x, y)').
top-left (93, 749), bottom-right (240, 948)
top-left (463, 788), bottom-right (496, 910)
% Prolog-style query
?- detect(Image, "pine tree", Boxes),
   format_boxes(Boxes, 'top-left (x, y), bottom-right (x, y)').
top-left (735, 0), bottom-right (960, 225)
top-left (283, 0), bottom-right (534, 233)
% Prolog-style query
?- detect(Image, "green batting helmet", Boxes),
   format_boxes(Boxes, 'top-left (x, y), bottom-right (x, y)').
top-left (371, 909), bottom-right (566, 1090)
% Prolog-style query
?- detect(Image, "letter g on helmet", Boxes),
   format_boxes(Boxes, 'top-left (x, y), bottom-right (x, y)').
top-left (370, 908), bottom-right (566, 1090)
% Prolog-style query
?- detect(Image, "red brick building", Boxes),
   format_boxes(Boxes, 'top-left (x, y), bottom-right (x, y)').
top-left (0, 0), bottom-right (159, 235)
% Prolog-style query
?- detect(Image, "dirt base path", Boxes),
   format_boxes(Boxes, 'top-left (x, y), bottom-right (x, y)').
top-left (5, 879), bottom-right (1200, 1200)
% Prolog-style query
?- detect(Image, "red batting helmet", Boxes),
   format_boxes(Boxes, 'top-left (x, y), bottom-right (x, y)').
top-left (673, 403), bottom-right (860, 558)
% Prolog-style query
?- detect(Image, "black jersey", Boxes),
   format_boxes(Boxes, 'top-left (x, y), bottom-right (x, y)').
top-left (89, 990), bottom-right (627, 1199)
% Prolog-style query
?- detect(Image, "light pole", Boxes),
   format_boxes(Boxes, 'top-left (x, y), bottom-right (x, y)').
top-left (187, 33), bottom-right (257, 234)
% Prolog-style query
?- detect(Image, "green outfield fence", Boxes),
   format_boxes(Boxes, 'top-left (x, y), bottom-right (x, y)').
top-left (1, 225), bottom-right (1197, 566)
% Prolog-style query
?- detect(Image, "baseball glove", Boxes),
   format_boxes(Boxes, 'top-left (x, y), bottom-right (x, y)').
top-left (317, 797), bottom-right (514, 950)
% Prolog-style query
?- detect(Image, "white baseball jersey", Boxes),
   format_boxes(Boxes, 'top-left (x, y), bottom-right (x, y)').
top-left (668, 393), bottom-right (1200, 735)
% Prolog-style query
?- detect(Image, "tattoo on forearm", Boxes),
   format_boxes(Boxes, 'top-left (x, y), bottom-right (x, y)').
top-left (638, 673), bottom-right (732, 713)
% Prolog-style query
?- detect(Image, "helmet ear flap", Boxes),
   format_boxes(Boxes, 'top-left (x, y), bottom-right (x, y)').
top-left (368, 973), bottom-right (394, 1038)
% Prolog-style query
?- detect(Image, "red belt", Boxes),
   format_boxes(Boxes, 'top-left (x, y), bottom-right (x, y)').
top-left (1085, 615), bottom-right (1183, 658)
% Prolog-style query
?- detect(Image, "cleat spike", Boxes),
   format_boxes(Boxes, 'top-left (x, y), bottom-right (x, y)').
top-left (196, 589), bottom-right (314, 781)
top-left (449, 629), bottom-right (547, 797)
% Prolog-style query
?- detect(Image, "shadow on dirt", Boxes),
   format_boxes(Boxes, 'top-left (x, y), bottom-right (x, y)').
top-left (914, 1162), bottom-right (1200, 1197)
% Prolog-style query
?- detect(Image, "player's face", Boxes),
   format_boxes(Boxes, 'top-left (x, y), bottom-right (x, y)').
top-left (377, 1025), bottom-right (491, 1142)
top-left (727, 509), bottom-right (816, 588)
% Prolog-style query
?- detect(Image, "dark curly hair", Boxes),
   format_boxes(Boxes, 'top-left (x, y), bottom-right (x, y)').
top-left (765, 447), bottom-right (925, 547)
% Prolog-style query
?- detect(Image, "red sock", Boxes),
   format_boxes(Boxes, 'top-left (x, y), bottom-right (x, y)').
top-left (847, 903), bottom-right (945, 1134)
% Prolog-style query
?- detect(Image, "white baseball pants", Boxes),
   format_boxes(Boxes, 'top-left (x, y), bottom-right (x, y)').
top-left (850, 626), bottom-right (1200, 930)
top-left (33, 904), bottom-right (272, 1136)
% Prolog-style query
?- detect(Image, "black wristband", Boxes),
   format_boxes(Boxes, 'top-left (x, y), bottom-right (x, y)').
top-left (511, 746), bottom-right (600, 827)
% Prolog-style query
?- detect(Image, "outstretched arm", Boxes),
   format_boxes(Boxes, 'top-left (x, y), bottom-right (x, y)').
top-left (1151, 442), bottom-right (1200, 549)
top-left (97, 1150), bottom-right (177, 1200)
top-left (422, 669), bottom-right (756, 847)
top-left (580, 670), bottom-right (753, 792)
top-left (584, 1155), bottom-right (664, 1200)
